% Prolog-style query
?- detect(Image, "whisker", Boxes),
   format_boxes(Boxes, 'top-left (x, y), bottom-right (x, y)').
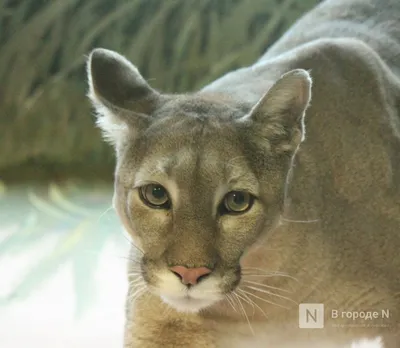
top-left (96, 205), bottom-right (114, 223)
top-left (128, 290), bottom-right (144, 305)
top-left (242, 280), bottom-right (293, 293)
top-left (241, 269), bottom-right (300, 283)
top-left (122, 233), bottom-right (144, 256)
top-left (239, 289), bottom-right (290, 310)
top-left (129, 281), bottom-right (146, 291)
top-left (127, 271), bottom-right (143, 276)
top-left (242, 267), bottom-right (286, 274)
top-left (81, 250), bottom-right (143, 267)
top-left (128, 285), bottom-right (147, 304)
top-left (280, 217), bottom-right (319, 224)
top-left (234, 291), bottom-right (255, 317)
top-left (127, 276), bottom-right (143, 282)
top-left (225, 294), bottom-right (238, 313)
top-left (127, 268), bottom-right (143, 273)
top-left (114, 253), bottom-right (142, 266)
top-left (244, 285), bottom-right (297, 305)
top-left (129, 278), bottom-right (145, 286)
top-left (127, 274), bottom-right (143, 280)
top-left (237, 289), bottom-right (268, 319)
top-left (233, 292), bottom-right (254, 335)
top-left (128, 278), bottom-right (145, 287)
top-left (241, 273), bottom-right (297, 282)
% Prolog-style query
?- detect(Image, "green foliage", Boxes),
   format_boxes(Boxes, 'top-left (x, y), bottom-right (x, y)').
top-left (0, 0), bottom-right (320, 179)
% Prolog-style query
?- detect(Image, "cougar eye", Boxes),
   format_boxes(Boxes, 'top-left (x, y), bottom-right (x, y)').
top-left (139, 184), bottom-right (170, 209)
top-left (222, 191), bottom-right (253, 214)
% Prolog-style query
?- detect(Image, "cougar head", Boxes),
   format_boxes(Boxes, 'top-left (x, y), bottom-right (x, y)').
top-left (86, 48), bottom-right (311, 313)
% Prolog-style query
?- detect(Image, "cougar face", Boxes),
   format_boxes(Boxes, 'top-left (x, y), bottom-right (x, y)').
top-left (87, 48), bottom-right (311, 313)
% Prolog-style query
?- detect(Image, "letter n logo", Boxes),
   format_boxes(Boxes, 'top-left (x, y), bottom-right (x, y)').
top-left (299, 303), bottom-right (324, 328)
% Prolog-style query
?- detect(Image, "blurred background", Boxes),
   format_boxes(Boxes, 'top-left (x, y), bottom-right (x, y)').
top-left (0, 0), bottom-right (321, 347)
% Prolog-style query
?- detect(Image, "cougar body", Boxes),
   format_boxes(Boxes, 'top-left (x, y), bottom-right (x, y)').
top-left (87, 0), bottom-right (400, 346)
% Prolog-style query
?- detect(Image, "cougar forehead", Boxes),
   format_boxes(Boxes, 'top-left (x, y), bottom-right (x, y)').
top-left (117, 96), bottom-right (255, 188)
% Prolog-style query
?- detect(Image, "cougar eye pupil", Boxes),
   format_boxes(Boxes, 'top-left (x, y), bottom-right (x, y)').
top-left (233, 192), bottom-right (244, 204)
top-left (152, 186), bottom-right (165, 198)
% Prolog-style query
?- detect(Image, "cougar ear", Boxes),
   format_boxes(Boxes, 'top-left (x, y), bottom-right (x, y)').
top-left (242, 69), bottom-right (312, 154)
top-left (86, 48), bottom-right (162, 149)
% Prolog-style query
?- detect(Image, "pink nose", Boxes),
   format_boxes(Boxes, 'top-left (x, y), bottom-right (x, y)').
top-left (170, 265), bottom-right (212, 285)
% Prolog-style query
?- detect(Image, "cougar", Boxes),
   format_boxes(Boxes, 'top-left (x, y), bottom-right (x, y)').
top-left (86, 0), bottom-right (400, 346)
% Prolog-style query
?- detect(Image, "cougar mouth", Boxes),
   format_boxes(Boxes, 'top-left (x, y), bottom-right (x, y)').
top-left (153, 269), bottom-right (226, 313)
top-left (160, 293), bottom-right (220, 313)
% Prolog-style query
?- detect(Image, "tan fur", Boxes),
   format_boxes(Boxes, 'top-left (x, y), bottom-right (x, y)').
top-left (86, 0), bottom-right (400, 346)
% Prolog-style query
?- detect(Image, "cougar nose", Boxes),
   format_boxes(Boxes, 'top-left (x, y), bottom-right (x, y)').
top-left (169, 265), bottom-right (212, 285)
